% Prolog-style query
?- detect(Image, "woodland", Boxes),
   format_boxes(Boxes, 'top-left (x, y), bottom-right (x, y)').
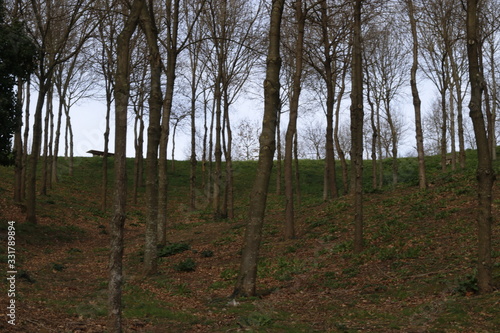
top-left (0, 0), bottom-right (499, 332)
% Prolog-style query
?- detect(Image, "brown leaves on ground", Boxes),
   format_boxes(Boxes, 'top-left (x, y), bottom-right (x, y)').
top-left (0, 165), bottom-right (499, 332)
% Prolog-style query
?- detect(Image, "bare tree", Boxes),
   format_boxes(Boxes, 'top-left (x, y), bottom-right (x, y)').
top-left (364, 19), bottom-right (409, 185)
top-left (283, 0), bottom-right (308, 239)
top-left (24, 0), bottom-right (97, 223)
top-left (109, 1), bottom-right (143, 330)
top-left (420, 0), bottom-right (464, 171)
top-left (350, 0), bottom-right (364, 253)
top-left (141, 0), bottom-right (164, 276)
top-left (204, 0), bottom-right (264, 219)
top-left (233, 0), bottom-right (285, 298)
top-left (233, 118), bottom-right (260, 160)
top-left (95, 0), bottom-right (120, 211)
top-left (403, 0), bottom-right (427, 189)
top-left (303, 121), bottom-right (326, 160)
top-left (466, 0), bottom-right (496, 294)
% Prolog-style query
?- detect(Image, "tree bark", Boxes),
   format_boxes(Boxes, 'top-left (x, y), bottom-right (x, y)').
top-left (108, 1), bottom-right (142, 331)
top-left (233, 0), bottom-right (284, 298)
top-left (14, 78), bottom-right (24, 204)
top-left (141, 1), bottom-right (164, 275)
top-left (284, 0), bottom-right (305, 240)
top-left (466, 0), bottom-right (495, 294)
top-left (334, 62), bottom-right (349, 194)
top-left (21, 79), bottom-right (30, 201)
top-left (158, 0), bottom-right (181, 246)
top-left (320, 0), bottom-right (338, 200)
top-left (350, 0), bottom-right (364, 254)
top-left (406, 0), bottom-right (426, 189)
top-left (440, 56), bottom-right (448, 172)
top-left (41, 87), bottom-right (53, 196)
top-left (26, 80), bottom-right (49, 224)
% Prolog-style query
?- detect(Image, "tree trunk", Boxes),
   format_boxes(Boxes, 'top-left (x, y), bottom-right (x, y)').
top-left (108, 1), bottom-right (142, 331)
top-left (384, 101), bottom-right (398, 185)
top-left (466, 0), bottom-right (495, 294)
top-left (141, 2), bottom-right (164, 275)
top-left (334, 63), bottom-right (349, 194)
top-left (489, 42), bottom-right (497, 160)
top-left (365, 72), bottom-right (377, 190)
top-left (26, 80), bottom-right (49, 224)
top-left (189, 70), bottom-right (197, 210)
top-left (102, 88), bottom-right (112, 211)
top-left (52, 90), bottom-right (64, 185)
top-left (41, 87), bottom-right (53, 196)
top-left (320, 0), bottom-right (338, 200)
top-left (213, 54), bottom-right (224, 219)
top-left (233, 0), bottom-right (284, 298)
top-left (223, 93), bottom-right (234, 219)
top-left (449, 85), bottom-right (456, 170)
top-left (293, 132), bottom-right (301, 206)
top-left (440, 57), bottom-right (448, 172)
top-left (14, 78), bottom-right (24, 204)
top-left (284, 0), bottom-right (305, 239)
top-left (406, 0), bottom-right (426, 189)
top-left (275, 110), bottom-right (282, 195)
top-left (158, 0), bottom-right (180, 246)
top-left (350, 0), bottom-right (364, 254)
top-left (22, 79), bottom-right (30, 201)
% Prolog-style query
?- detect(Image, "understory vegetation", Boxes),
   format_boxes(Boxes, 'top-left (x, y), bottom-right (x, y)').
top-left (0, 150), bottom-right (499, 332)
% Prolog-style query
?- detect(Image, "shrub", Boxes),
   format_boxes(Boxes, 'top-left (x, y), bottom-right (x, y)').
top-left (173, 258), bottom-right (196, 272)
top-left (157, 242), bottom-right (190, 257)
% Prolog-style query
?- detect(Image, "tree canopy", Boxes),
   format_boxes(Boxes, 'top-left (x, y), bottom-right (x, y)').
top-left (0, 3), bottom-right (37, 165)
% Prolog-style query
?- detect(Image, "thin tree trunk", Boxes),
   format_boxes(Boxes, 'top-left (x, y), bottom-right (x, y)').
top-left (440, 57), bottom-right (448, 172)
top-left (213, 53), bottom-right (224, 219)
top-left (67, 107), bottom-right (74, 176)
top-left (141, 2), bottom-right (164, 275)
top-left (366, 73), bottom-right (377, 190)
top-left (21, 79), bottom-right (30, 201)
top-left (158, 0), bottom-right (180, 246)
top-left (52, 89), bottom-right (64, 184)
top-left (233, 0), bottom-right (284, 298)
top-left (448, 50), bottom-right (465, 169)
top-left (284, 0), bottom-right (305, 239)
top-left (102, 89), bottom-right (112, 211)
top-left (320, 0), bottom-right (338, 200)
top-left (26, 80), bottom-right (49, 224)
top-left (223, 95), bottom-right (234, 219)
top-left (351, 0), bottom-right (364, 254)
top-left (466, 0), bottom-right (495, 294)
top-left (41, 87), bottom-right (52, 196)
top-left (489, 42), bottom-right (497, 160)
top-left (189, 73), bottom-right (197, 210)
top-left (449, 84), bottom-right (456, 170)
top-left (406, 0), bottom-right (426, 189)
top-left (293, 132), bottom-right (301, 205)
top-left (334, 63), bottom-right (349, 194)
top-left (275, 110), bottom-right (282, 195)
top-left (171, 124), bottom-right (177, 172)
top-left (109, 1), bottom-right (142, 331)
top-left (14, 78), bottom-right (24, 204)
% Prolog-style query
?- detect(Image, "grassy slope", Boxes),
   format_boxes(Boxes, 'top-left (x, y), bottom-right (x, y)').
top-left (0, 152), bottom-right (499, 332)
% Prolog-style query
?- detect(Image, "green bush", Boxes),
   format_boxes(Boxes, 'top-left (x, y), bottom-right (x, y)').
top-left (173, 258), bottom-right (196, 272)
top-left (157, 242), bottom-right (190, 257)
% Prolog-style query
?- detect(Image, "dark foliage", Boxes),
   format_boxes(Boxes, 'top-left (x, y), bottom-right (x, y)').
top-left (0, 1), bottom-right (37, 165)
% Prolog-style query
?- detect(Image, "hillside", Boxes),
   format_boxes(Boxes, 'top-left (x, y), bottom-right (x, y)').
top-left (0, 154), bottom-right (499, 332)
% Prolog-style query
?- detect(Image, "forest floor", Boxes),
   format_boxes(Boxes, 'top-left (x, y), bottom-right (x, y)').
top-left (0, 157), bottom-right (500, 332)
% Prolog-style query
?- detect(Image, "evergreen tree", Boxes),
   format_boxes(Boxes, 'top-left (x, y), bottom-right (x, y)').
top-left (0, 1), bottom-right (37, 165)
